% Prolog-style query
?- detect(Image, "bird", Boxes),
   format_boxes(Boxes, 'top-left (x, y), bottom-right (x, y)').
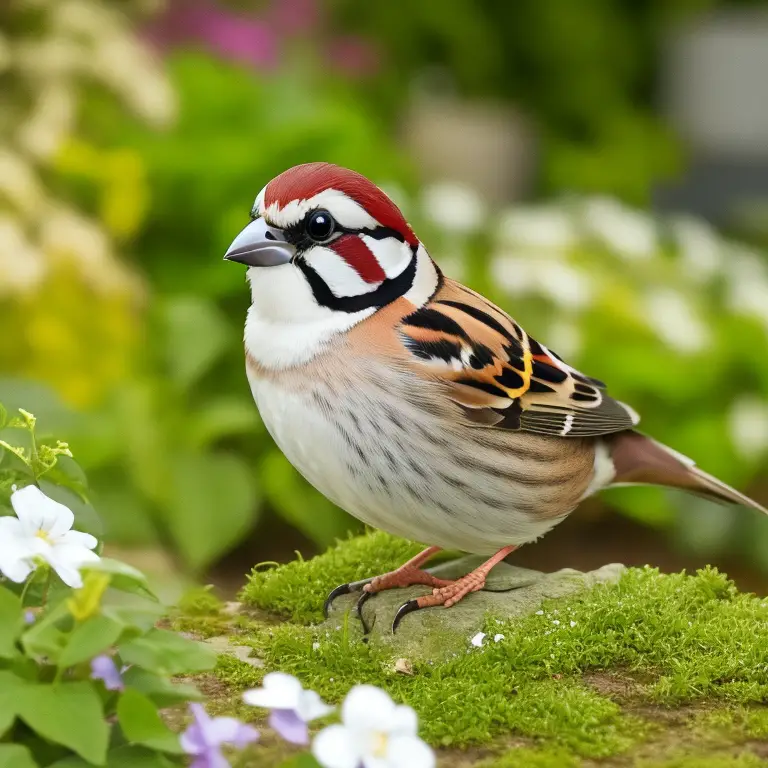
top-left (224, 161), bottom-right (768, 632)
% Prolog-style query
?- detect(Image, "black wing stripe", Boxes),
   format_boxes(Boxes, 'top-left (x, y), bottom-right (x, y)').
top-left (402, 307), bottom-right (469, 339)
top-left (436, 300), bottom-right (519, 345)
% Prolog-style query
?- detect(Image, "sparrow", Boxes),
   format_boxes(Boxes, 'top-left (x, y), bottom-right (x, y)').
top-left (224, 162), bottom-right (768, 632)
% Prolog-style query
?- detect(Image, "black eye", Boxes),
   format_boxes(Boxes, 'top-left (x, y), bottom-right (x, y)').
top-left (306, 210), bottom-right (336, 243)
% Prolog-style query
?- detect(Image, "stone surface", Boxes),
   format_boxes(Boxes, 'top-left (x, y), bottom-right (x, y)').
top-left (324, 557), bottom-right (625, 661)
top-left (203, 635), bottom-right (264, 668)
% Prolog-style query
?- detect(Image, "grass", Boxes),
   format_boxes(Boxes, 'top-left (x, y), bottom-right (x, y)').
top-left (196, 531), bottom-right (768, 765)
top-left (240, 529), bottom-right (423, 623)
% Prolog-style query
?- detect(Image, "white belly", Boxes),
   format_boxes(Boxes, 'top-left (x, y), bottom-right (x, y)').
top-left (249, 375), bottom-right (567, 554)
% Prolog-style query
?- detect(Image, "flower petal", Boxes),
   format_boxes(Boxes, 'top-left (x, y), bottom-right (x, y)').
top-left (312, 724), bottom-right (361, 768)
top-left (342, 685), bottom-right (396, 733)
top-left (90, 655), bottom-right (124, 691)
top-left (269, 709), bottom-right (308, 745)
top-left (59, 530), bottom-right (98, 550)
top-left (297, 689), bottom-right (334, 722)
top-left (242, 671), bottom-right (303, 710)
top-left (11, 486), bottom-right (74, 537)
top-left (189, 751), bottom-right (231, 768)
top-left (181, 704), bottom-right (213, 754)
top-left (0, 548), bottom-right (34, 583)
top-left (44, 545), bottom-right (100, 588)
top-left (386, 735), bottom-right (436, 768)
top-left (204, 716), bottom-right (259, 748)
top-left (390, 705), bottom-right (418, 737)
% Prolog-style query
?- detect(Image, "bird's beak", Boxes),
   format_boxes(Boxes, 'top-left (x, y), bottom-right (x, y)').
top-left (223, 218), bottom-right (295, 267)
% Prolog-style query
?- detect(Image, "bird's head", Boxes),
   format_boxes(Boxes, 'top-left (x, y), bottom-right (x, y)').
top-left (224, 163), bottom-right (439, 322)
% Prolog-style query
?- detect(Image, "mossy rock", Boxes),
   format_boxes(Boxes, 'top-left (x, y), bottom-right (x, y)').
top-left (176, 531), bottom-right (768, 767)
top-left (324, 556), bottom-right (625, 661)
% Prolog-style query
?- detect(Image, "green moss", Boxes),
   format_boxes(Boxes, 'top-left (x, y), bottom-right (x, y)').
top-left (218, 616), bottom-right (644, 757)
top-left (480, 566), bottom-right (768, 707)
top-left (479, 746), bottom-right (581, 768)
top-left (637, 753), bottom-right (768, 767)
top-left (241, 530), bottom-right (423, 623)
top-left (178, 585), bottom-right (224, 616)
top-left (695, 707), bottom-right (768, 741)
top-left (223, 534), bottom-right (768, 762)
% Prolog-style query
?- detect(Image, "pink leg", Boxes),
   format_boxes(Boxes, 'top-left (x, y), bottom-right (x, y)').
top-left (415, 545), bottom-right (518, 608)
top-left (363, 546), bottom-right (452, 593)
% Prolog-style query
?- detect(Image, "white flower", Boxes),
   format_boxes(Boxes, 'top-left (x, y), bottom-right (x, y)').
top-left (672, 216), bottom-right (723, 280)
top-left (644, 288), bottom-right (709, 354)
top-left (497, 206), bottom-right (577, 250)
top-left (0, 486), bottom-right (99, 588)
top-left (312, 685), bottom-right (434, 768)
top-left (582, 197), bottom-right (657, 260)
top-left (471, 632), bottom-right (486, 647)
top-left (493, 634), bottom-right (505, 643)
top-left (243, 672), bottom-right (333, 744)
top-left (243, 672), bottom-right (332, 720)
top-left (728, 397), bottom-right (768, 459)
top-left (421, 182), bottom-right (486, 234)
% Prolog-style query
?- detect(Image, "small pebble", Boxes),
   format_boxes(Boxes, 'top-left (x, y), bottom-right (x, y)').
top-left (535, 610), bottom-right (544, 615)
top-left (471, 632), bottom-right (486, 647)
top-left (394, 658), bottom-right (414, 675)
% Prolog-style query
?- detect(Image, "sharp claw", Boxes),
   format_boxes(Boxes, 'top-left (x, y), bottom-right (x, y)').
top-left (323, 583), bottom-right (352, 618)
top-left (356, 591), bottom-right (375, 634)
top-left (324, 578), bottom-right (374, 618)
top-left (392, 599), bottom-right (420, 633)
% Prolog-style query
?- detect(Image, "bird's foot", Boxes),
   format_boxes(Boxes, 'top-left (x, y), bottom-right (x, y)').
top-left (391, 572), bottom-right (486, 632)
top-left (391, 544), bottom-right (517, 632)
top-left (323, 546), bottom-right (444, 624)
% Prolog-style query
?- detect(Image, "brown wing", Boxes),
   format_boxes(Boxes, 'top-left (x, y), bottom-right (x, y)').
top-left (398, 280), bottom-right (639, 437)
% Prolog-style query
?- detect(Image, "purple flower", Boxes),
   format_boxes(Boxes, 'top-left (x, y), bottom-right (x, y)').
top-left (269, 709), bottom-right (310, 746)
top-left (24, 610), bottom-right (36, 625)
top-left (243, 672), bottom-right (333, 746)
top-left (90, 655), bottom-right (124, 691)
top-left (181, 703), bottom-right (259, 768)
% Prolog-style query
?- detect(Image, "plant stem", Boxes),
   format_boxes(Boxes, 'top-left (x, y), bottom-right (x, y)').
top-left (19, 570), bottom-right (37, 607)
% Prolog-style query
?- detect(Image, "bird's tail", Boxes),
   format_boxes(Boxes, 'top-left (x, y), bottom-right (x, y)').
top-left (607, 430), bottom-right (768, 515)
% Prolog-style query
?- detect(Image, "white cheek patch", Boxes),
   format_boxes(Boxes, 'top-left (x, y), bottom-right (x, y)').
top-left (361, 235), bottom-right (412, 279)
top-left (262, 189), bottom-right (380, 230)
top-left (304, 245), bottom-right (382, 297)
top-left (403, 245), bottom-right (440, 307)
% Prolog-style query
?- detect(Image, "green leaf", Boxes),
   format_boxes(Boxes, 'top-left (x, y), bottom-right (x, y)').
top-left (0, 586), bottom-right (23, 658)
top-left (21, 601), bottom-right (72, 663)
top-left (0, 670), bottom-right (28, 736)
top-left (0, 744), bottom-right (38, 768)
top-left (58, 615), bottom-right (124, 669)
top-left (119, 629), bottom-right (216, 676)
top-left (117, 689), bottom-right (183, 753)
top-left (49, 746), bottom-right (177, 768)
top-left (261, 451), bottom-right (355, 547)
top-left (101, 598), bottom-right (166, 633)
top-left (167, 452), bottom-right (259, 570)
top-left (17, 682), bottom-right (108, 765)
top-left (187, 395), bottom-right (262, 449)
top-left (121, 668), bottom-right (203, 707)
top-left (85, 559), bottom-right (157, 601)
top-left (162, 297), bottom-right (231, 387)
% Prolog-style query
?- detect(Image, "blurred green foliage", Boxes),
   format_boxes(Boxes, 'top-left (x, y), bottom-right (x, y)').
top-left (2, 1), bottom-right (768, 578)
